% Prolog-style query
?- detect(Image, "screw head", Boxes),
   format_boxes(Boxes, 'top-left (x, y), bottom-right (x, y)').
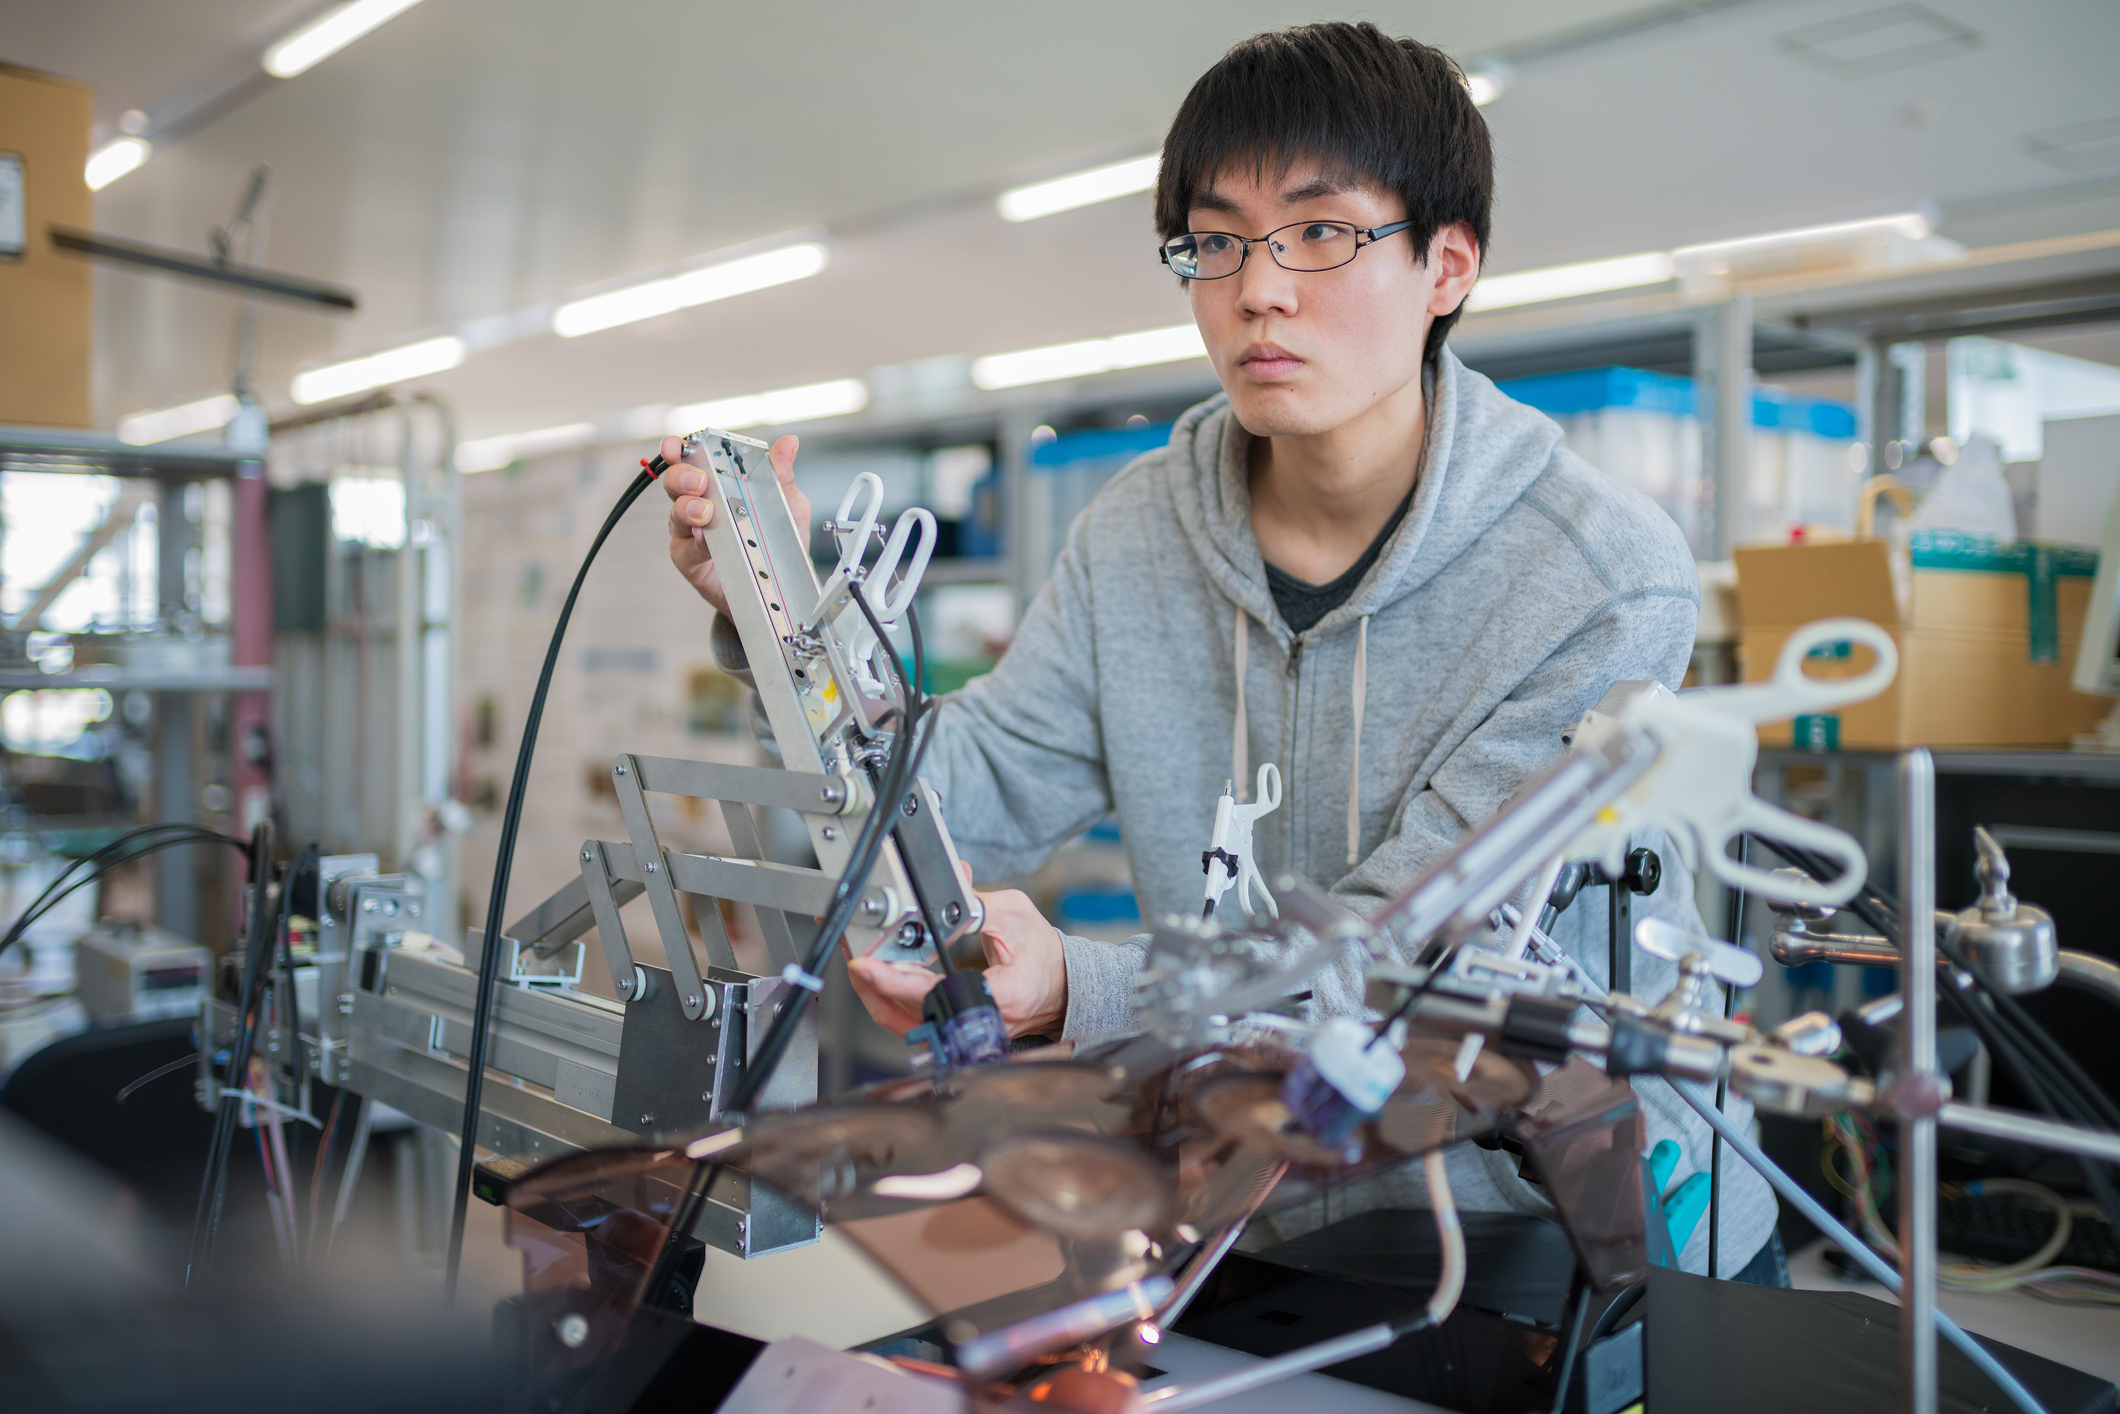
top-left (638, 1113), bottom-right (654, 1125)
top-left (821, 826), bottom-right (837, 841)
top-left (902, 794), bottom-right (919, 816)
top-left (615, 763), bottom-right (627, 776)
top-left (943, 901), bottom-right (964, 926)
top-left (619, 977), bottom-right (633, 995)
top-left (557, 1313), bottom-right (590, 1348)
top-left (582, 849), bottom-right (593, 862)
top-left (685, 995), bottom-right (699, 1008)
top-left (821, 783), bottom-right (844, 804)
top-left (646, 861), bottom-right (657, 874)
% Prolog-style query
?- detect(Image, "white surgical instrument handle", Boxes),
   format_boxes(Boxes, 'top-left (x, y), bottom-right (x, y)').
top-left (1709, 795), bottom-right (1869, 905)
top-left (832, 472), bottom-right (885, 571)
top-left (866, 506), bottom-right (937, 620)
top-left (1707, 616), bottom-right (1898, 724)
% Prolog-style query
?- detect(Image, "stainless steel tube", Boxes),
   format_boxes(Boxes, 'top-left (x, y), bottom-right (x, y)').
top-left (1939, 1101), bottom-right (2120, 1164)
top-left (2056, 950), bottom-right (2120, 1012)
top-left (1899, 749), bottom-right (1938, 1414)
top-left (1145, 1323), bottom-right (1398, 1411)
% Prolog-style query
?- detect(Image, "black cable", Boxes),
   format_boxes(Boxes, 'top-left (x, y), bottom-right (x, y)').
top-left (187, 821), bottom-right (276, 1288)
top-left (443, 458), bottom-right (668, 1300)
top-left (643, 597), bottom-right (938, 1302)
top-left (1, 825), bottom-right (246, 958)
top-left (1545, 1281), bottom-right (1594, 1414)
top-left (893, 598), bottom-right (953, 977)
top-left (1710, 837), bottom-right (1747, 1280)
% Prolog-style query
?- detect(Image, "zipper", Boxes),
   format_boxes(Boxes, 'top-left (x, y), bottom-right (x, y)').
top-left (1285, 638), bottom-right (1304, 679)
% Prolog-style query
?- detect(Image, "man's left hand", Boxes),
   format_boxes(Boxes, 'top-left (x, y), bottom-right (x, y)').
top-left (846, 887), bottom-right (1068, 1040)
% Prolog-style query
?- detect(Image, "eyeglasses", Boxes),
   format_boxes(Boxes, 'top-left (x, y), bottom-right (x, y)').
top-left (1158, 220), bottom-right (1414, 280)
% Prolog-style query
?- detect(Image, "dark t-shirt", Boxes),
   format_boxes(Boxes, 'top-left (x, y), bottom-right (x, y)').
top-left (1263, 486), bottom-right (1416, 634)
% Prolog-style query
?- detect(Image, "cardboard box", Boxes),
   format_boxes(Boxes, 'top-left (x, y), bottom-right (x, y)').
top-left (0, 64), bottom-right (92, 428)
top-left (1734, 531), bottom-right (2110, 749)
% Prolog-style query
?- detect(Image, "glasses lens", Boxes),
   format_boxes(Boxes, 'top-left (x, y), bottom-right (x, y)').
top-left (1270, 222), bottom-right (1359, 272)
top-left (1169, 232), bottom-right (1247, 279)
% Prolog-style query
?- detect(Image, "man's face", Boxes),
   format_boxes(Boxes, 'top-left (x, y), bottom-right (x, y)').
top-left (1185, 160), bottom-right (1470, 440)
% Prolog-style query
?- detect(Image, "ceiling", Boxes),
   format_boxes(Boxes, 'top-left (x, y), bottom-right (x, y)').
top-left (9, 0), bottom-right (2120, 449)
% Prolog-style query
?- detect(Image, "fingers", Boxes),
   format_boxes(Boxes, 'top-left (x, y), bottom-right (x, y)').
top-left (768, 434), bottom-right (813, 541)
top-left (768, 434), bottom-right (799, 485)
top-left (845, 955), bottom-right (936, 1038)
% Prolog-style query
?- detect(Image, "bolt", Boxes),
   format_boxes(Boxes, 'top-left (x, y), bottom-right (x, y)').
top-left (943, 901), bottom-right (964, 926)
top-left (619, 977), bottom-right (633, 995)
top-left (821, 826), bottom-right (837, 841)
top-left (639, 1113), bottom-right (654, 1125)
top-left (583, 849), bottom-right (594, 862)
top-left (556, 1313), bottom-right (590, 1348)
top-left (902, 794), bottom-right (919, 816)
top-left (615, 763), bottom-right (628, 776)
top-left (685, 995), bottom-right (699, 1008)
top-left (821, 783), bottom-right (844, 805)
top-left (646, 861), bottom-right (657, 874)
top-left (407, 902), bottom-right (421, 917)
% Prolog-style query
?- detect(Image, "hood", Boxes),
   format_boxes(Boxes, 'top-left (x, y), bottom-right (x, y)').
top-left (1162, 348), bottom-right (1567, 642)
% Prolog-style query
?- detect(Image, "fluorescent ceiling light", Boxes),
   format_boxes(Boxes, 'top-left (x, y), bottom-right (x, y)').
top-left (117, 393), bottom-right (238, 445)
top-left (970, 323), bottom-right (1206, 390)
top-left (998, 153), bottom-right (1160, 222)
top-left (290, 335), bottom-right (464, 405)
top-left (1671, 212), bottom-right (1930, 270)
top-left (85, 137), bottom-right (151, 191)
top-left (265, 0), bottom-right (427, 78)
top-left (669, 378), bottom-right (870, 433)
top-left (1464, 60), bottom-right (1513, 108)
top-left (553, 243), bottom-right (829, 338)
top-left (1465, 252), bottom-right (1676, 312)
top-left (456, 422), bottom-right (598, 473)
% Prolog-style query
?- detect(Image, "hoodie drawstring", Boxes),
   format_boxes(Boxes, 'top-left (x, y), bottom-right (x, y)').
top-left (1231, 607), bottom-right (1249, 801)
top-left (1347, 613), bottom-right (1370, 866)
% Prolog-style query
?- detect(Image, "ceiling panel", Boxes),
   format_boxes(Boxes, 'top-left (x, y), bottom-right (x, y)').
top-left (9, 0), bottom-right (2119, 445)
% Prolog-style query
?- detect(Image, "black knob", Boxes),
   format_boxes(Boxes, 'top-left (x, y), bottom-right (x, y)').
top-left (1623, 847), bottom-right (1661, 896)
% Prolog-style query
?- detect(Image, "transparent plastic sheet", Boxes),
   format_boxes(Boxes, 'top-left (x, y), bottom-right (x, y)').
top-left (1509, 1057), bottom-right (1651, 1293)
top-left (505, 1032), bottom-right (1507, 1410)
top-left (503, 1145), bottom-right (699, 1385)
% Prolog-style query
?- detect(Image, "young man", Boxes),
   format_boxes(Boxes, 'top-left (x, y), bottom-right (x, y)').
top-left (664, 22), bottom-right (1782, 1283)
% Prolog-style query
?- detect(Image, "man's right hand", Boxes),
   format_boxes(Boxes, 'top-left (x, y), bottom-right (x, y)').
top-left (663, 432), bottom-right (810, 615)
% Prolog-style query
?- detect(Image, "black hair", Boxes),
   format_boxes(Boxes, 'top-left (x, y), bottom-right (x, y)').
top-left (1155, 22), bottom-right (1493, 361)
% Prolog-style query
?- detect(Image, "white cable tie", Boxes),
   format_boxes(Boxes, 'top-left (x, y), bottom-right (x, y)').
top-left (780, 962), bottom-right (825, 993)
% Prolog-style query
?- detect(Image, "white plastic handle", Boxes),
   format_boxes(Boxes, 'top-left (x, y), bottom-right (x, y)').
top-left (832, 473), bottom-right (885, 573)
top-left (1249, 762), bottom-right (1282, 814)
top-left (1710, 796), bottom-right (1870, 907)
top-left (865, 507), bottom-right (938, 620)
top-left (1635, 917), bottom-right (1764, 989)
top-left (1709, 617), bottom-right (1898, 726)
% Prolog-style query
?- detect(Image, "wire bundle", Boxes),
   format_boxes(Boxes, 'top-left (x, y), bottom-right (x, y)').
top-left (1823, 1110), bottom-right (2120, 1306)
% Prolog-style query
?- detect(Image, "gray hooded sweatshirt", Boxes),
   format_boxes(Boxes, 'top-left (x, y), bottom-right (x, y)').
top-left (717, 349), bottom-right (1774, 1276)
